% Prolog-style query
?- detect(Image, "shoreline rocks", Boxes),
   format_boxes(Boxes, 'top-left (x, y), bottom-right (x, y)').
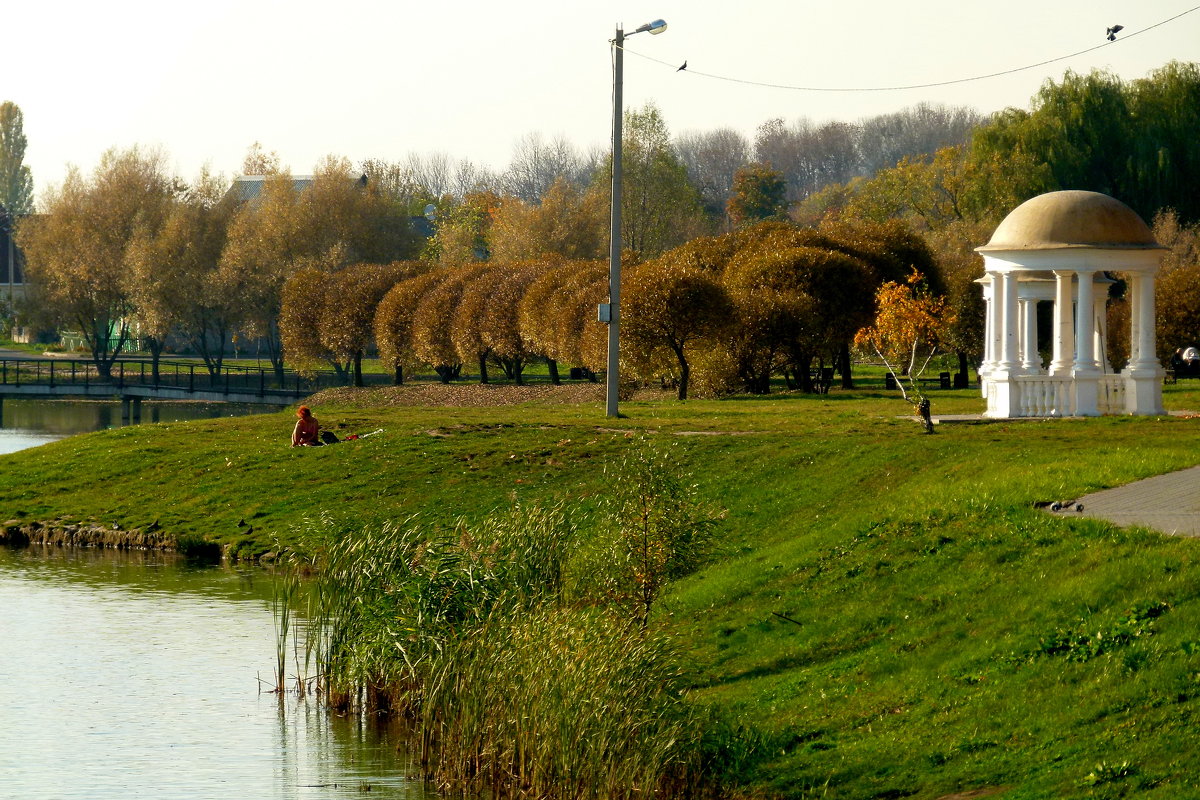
top-left (1, 519), bottom-right (176, 551)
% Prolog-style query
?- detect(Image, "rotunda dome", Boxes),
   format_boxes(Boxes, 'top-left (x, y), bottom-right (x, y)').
top-left (978, 190), bottom-right (1161, 252)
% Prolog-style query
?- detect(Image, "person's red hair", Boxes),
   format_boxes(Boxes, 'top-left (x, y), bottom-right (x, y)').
top-left (296, 405), bottom-right (311, 418)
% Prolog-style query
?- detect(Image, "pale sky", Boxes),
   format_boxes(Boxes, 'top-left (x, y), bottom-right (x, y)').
top-left (6, 0), bottom-right (1199, 204)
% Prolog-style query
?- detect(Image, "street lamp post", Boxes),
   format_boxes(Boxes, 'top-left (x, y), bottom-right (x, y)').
top-left (605, 19), bottom-right (666, 418)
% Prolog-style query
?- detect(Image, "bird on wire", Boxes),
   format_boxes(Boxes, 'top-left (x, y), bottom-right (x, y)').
top-left (1106, 24), bottom-right (1124, 41)
top-left (677, 60), bottom-right (687, 71)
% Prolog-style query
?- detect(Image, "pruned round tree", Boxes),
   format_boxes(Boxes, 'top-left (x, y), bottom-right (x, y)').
top-left (623, 258), bottom-right (732, 399)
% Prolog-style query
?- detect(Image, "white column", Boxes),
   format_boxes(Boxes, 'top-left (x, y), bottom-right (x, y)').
top-left (981, 276), bottom-right (995, 375)
top-left (1073, 269), bottom-right (1099, 415)
top-left (1000, 271), bottom-right (1019, 371)
top-left (1050, 270), bottom-right (1074, 376)
top-left (1074, 270), bottom-right (1096, 372)
top-left (1125, 270), bottom-right (1164, 415)
top-left (1093, 275), bottom-right (1110, 371)
top-left (1020, 298), bottom-right (1040, 373)
top-left (1132, 273), bottom-right (1159, 371)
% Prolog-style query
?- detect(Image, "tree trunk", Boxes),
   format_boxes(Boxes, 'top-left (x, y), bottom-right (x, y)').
top-left (547, 358), bottom-right (560, 385)
top-left (839, 342), bottom-right (854, 389)
top-left (956, 351), bottom-right (970, 388)
top-left (672, 343), bottom-right (690, 400)
top-left (393, 364), bottom-right (404, 385)
top-left (478, 353), bottom-right (489, 385)
top-left (147, 337), bottom-right (165, 384)
top-left (353, 351), bottom-right (364, 387)
top-left (917, 396), bottom-right (935, 434)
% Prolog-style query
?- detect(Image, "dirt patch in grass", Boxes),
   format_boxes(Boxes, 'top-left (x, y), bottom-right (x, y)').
top-left (308, 383), bottom-right (677, 408)
top-left (309, 383), bottom-right (607, 408)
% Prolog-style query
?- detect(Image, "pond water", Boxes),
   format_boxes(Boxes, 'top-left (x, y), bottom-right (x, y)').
top-left (0, 397), bottom-right (281, 455)
top-left (1, 401), bottom-right (426, 799)
top-left (0, 546), bottom-right (427, 800)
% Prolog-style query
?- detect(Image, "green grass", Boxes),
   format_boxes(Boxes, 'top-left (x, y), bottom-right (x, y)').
top-left (6, 380), bottom-right (1200, 797)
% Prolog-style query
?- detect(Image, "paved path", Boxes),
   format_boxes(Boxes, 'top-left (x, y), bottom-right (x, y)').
top-left (1073, 465), bottom-right (1200, 537)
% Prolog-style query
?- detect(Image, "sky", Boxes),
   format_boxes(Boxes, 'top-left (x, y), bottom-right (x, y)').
top-left (6, 0), bottom-right (1200, 204)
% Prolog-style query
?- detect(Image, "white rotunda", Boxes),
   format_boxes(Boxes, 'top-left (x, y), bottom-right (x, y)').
top-left (976, 190), bottom-right (1166, 418)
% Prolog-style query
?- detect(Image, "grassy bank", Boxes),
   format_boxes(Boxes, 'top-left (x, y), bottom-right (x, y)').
top-left (5, 380), bottom-right (1200, 797)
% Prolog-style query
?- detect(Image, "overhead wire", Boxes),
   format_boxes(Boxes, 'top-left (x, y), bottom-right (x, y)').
top-left (619, 5), bottom-right (1200, 93)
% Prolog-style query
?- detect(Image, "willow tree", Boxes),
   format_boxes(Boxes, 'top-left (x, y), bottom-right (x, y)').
top-left (220, 157), bottom-right (417, 380)
top-left (970, 63), bottom-right (1200, 225)
top-left (282, 261), bottom-right (416, 385)
top-left (218, 171), bottom-right (307, 380)
top-left (18, 146), bottom-right (175, 377)
top-left (623, 259), bottom-right (732, 399)
top-left (126, 170), bottom-right (237, 379)
top-left (451, 265), bottom-right (501, 384)
top-left (375, 271), bottom-right (449, 383)
top-left (518, 259), bottom-right (605, 383)
top-left (479, 261), bottom-right (544, 383)
top-left (412, 265), bottom-right (489, 383)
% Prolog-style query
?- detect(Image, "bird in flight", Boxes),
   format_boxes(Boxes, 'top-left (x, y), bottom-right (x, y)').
top-left (1106, 24), bottom-right (1124, 41)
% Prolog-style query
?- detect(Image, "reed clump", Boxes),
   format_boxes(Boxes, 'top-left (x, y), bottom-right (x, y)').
top-left (297, 444), bottom-right (731, 798)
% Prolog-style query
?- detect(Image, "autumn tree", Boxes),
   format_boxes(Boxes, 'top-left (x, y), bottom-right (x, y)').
top-left (218, 171), bottom-right (306, 379)
top-left (479, 261), bottom-right (544, 383)
top-left (0, 101), bottom-right (34, 216)
top-left (855, 270), bottom-right (955, 433)
top-left (430, 191), bottom-right (499, 266)
top-left (241, 142), bottom-right (282, 175)
top-left (1154, 209), bottom-right (1200, 360)
top-left (923, 220), bottom-right (990, 386)
top-left (18, 146), bottom-right (175, 377)
top-left (412, 265), bottom-right (489, 382)
top-left (488, 177), bottom-right (606, 262)
top-left (623, 259), bottom-right (732, 399)
top-left (375, 271), bottom-right (450, 383)
top-left (220, 157), bottom-right (417, 379)
top-left (726, 164), bottom-right (789, 227)
top-left (588, 103), bottom-right (708, 258)
top-left (518, 260), bottom-right (606, 382)
top-left (451, 265), bottom-right (502, 384)
top-left (279, 266), bottom-right (330, 374)
top-left (322, 262), bottom-right (415, 385)
top-left (126, 169), bottom-right (237, 379)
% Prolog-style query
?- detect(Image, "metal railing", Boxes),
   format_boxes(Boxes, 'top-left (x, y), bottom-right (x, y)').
top-left (0, 358), bottom-right (386, 400)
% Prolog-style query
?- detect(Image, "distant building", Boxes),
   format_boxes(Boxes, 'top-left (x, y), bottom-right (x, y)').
top-left (225, 174), bottom-right (319, 203)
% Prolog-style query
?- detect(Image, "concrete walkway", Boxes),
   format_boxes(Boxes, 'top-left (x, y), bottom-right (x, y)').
top-left (1072, 465), bottom-right (1200, 537)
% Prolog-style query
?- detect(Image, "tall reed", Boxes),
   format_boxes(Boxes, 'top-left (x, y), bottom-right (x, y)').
top-left (295, 445), bottom-right (734, 797)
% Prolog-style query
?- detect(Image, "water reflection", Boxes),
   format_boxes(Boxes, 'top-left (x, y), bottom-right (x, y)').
top-left (0, 546), bottom-right (426, 800)
top-left (0, 398), bottom-right (281, 455)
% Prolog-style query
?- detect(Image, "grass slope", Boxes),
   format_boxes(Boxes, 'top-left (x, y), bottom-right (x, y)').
top-left (5, 381), bottom-right (1200, 798)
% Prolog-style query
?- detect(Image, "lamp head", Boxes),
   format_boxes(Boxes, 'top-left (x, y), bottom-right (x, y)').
top-left (635, 19), bottom-right (667, 35)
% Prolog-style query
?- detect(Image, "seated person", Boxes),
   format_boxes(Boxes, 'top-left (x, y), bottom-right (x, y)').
top-left (291, 405), bottom-right (321, 447)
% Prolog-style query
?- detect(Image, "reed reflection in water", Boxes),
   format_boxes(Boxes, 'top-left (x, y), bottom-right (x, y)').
top-left (0, 546), bottom-right (425, 800)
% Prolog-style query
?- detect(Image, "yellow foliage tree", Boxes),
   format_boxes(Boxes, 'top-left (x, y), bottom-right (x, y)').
top-left (854, 271), bottom-right (955, 433)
